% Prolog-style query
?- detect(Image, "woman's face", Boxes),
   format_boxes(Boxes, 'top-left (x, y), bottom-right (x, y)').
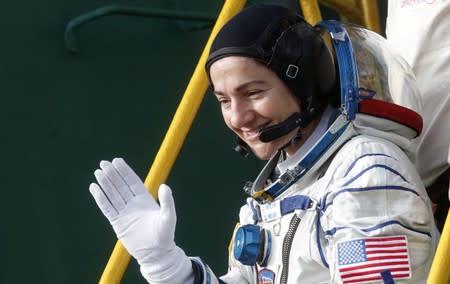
top-left (209, 56), bottom-right (302, 160)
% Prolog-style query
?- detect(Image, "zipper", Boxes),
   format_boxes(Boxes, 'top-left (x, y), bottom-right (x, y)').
top-left (280, 214), bottom-right (301, 284)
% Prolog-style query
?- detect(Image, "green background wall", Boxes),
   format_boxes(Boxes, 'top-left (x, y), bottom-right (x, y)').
top-left (0, 1), bottom-right (386, 283)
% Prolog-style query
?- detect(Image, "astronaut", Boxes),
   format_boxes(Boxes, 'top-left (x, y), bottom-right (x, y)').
top-left (89, 4), bottom-right (438, 284)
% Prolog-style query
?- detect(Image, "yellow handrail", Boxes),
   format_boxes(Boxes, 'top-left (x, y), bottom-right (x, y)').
top-left (359, 0), bottom-right (380, 34)
top-left (98, 0), bottom-right (246, 283)
top-left (299, 0), bottom-right (322, 25)
top-left (300, 0), bottom-right (380, 34)
top-left (427, 211), bottom-right (450, 283)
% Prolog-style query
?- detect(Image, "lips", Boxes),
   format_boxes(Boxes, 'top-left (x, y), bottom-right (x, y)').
top-left (240, 122), bottom-right (271, 142)
top-left (242, 129), bottom-right (260, 142)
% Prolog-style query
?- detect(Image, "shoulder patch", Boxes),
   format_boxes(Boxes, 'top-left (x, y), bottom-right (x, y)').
top-left (337, 235), bottom-right (411, 283)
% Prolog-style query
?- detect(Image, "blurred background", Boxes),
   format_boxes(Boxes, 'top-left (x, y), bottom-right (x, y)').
top-left (0, 0), bottom-right (386, 283)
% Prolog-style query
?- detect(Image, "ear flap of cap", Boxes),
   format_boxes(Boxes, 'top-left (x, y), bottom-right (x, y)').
top-left (267, 21), bottom-right (337, 108)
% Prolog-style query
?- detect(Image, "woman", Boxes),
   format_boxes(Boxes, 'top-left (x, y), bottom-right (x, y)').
top-left (90, 4), bottom-right (438, 283)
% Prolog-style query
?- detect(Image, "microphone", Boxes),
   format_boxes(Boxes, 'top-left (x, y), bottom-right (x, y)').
top-left (258, 112), bottom-right (303, 143)
top-left (234, 137), bottom-right (250, 157)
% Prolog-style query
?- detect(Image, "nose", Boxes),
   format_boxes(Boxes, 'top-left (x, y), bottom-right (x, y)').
top-left (229, 100), bottom-right (255, 129)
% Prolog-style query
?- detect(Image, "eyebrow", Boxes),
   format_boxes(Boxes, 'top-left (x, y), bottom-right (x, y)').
top-left (214, 80), bottom-right (267, 96)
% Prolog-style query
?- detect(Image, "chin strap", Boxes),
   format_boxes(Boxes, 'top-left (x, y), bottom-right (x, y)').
top-left (233, 97), bottom-right (324, 157)
top-left (259, 93), bottom-right (325, 143)
top-left (259, 112), bottom-right (303, 142)
top-left (233, 127), bottom-right (303, 158)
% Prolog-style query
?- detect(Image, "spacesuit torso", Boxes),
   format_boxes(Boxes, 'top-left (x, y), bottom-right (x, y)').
top-left (192, 109), bottom-right (438, 284)
top-left (228, 110), bottom-right (437, 284)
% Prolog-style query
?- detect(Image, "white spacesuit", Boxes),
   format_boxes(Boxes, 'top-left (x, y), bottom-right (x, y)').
top-left (89, 5), bottom-right (439, 284)
top-left (190, 20), bottom-right (439, 284)
top-left (195, 113), bottom-right (437, 283)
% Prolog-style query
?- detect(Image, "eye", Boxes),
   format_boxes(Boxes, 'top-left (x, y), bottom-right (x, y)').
top-left (247, 89), bottom-right (263, 97)
top-left (216, 97), bottom-right (231, 107)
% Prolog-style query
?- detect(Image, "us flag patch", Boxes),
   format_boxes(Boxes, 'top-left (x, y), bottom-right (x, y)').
top-left (337, 235), bottom-right (411, 283)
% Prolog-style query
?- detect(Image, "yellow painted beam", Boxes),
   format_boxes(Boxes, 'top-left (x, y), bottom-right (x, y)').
top-left (98, 0), bottom-right (247, 283)
top-left (299, 0), bottom-right (322, 25)
top-left (427, 211), bottom-right (450, 284)
top-left (320, 0), bottom-right (363, 25)
top-left (359, 0), bottom-right (380, 34)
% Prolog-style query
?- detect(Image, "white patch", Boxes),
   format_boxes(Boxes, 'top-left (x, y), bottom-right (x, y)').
top-left (260, 200), bottom-right (282, 223)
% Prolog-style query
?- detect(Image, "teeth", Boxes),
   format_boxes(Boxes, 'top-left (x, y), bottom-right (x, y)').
top-left (245, 130), bottom-right (259, 136)
top-left (241, 123), bottom-right (270, 138)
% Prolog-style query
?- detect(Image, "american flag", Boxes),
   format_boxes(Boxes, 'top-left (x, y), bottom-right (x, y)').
top-left (337, 235), bottom-right (411, 283)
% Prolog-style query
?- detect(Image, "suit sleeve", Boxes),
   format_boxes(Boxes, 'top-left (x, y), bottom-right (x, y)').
top-left (319, 138), bottom-right (438, 283)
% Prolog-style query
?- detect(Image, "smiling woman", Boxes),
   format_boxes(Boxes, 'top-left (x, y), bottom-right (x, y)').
top-left (210, 57), bottom-right (303, 160)
top-left (205, 3), bottom-right (337, 162)
top-left (89, 3), bottom-right (438, 284)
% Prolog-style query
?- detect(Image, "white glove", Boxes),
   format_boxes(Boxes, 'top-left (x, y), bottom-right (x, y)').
top-left (89, 158), bottom-right (193, 283)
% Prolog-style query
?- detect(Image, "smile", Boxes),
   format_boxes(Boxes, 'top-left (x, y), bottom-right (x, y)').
top-left (242, 130), bottom-right (260, 142)
top-left (241, 122), bottom-right (271, 142)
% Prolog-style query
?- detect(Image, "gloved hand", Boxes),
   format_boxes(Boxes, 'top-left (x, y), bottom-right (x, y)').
top-left (89, 158), bottom-right (192, 283)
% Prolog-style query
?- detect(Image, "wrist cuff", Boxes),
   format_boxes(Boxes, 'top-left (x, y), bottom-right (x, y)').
top-left (140, 246), bottom-right (193, 283)
top-left (191, 257), bottom-right (225, 284)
